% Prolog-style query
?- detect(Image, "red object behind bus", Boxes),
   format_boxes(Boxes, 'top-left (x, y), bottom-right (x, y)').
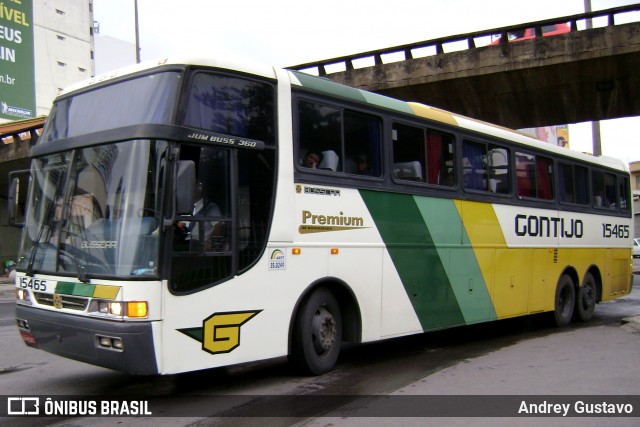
top-left (490, 23), bottom-right (571, 44)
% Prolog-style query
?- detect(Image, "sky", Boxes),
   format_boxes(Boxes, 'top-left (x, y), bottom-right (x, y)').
top-left (93, 0), bottom-right (640, 163)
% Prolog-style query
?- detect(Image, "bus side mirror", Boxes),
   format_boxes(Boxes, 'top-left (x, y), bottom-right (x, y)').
top-left (176, 160), bottom-right (195, 215)
top-left (8, 170), bottom-right (30, 227)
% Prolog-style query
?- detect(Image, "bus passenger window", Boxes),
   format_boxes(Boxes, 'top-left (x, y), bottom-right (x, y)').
top-left (619, 176), bottom-right (630, 211)
top-left (392, 123), bottom-right (425, 183)
top-left (463, 141), bottom-right (487, 191)
top-left (515, 152), bottom-right (553, 200)
top-left (592, 171), bottom-right (616, 209)
top-left (488, 148), bottom-right (509, 194)
top-left (558, 163), bottom-right (574, 203)
top-left (426, 129), bottom-right (455, 186)
top-left (392, 123), bottom-right (455, 186)
top-left (297, 101), bottom-right (342, 172)
top-left (297, 100), bottom-right (381, 176)
top-left (559, 163), bottom-right (589, 205)
top-left (463, 141), bottom-right (509, 193)
top-left (344, 110), bottom-right (381, 177)
top-left (575, 165), bottom-right (589, 204)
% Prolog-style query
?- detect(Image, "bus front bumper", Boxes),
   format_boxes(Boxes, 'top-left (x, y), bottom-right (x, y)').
top-left (16, 304), bottom-right (159, 375)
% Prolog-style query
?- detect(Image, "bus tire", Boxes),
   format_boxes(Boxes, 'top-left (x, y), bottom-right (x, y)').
top-left (574, 273), bottom-right (597, 322)
top-left (291, 287), bottom-right (342, 375)
top-left (553, 274), bottom-right (575, 327)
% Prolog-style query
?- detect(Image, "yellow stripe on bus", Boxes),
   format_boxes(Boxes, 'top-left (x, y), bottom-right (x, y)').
top-left (93, 285), bottom-right (121, 300)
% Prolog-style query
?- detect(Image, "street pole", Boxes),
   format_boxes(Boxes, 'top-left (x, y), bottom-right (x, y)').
top-left (584, 0), bottom-right (602, 156)
top-left (134, 0), bottom-right (141, 63)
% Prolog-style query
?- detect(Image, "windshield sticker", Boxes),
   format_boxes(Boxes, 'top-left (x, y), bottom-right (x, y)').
top-left (178, 310), bottom-right (262, 355)
top-left (268, 249), bottom-right (286, 270)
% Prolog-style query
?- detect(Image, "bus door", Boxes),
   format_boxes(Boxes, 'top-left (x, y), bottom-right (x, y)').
top-left (160, 143), bottom-right (276, 373)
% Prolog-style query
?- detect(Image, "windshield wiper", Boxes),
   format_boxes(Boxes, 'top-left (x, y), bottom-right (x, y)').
top-left (64, 229), bottom-right (91, 283)
top-left (70, 246), bottom-right (90, 283)
top-left (25, 200), bottom-right (56, 277)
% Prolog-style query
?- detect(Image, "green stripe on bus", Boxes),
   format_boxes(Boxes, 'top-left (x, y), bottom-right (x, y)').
top-left (55, 282), bottom-right (95, 297)
top-left (292, 71), bottom-right (414, 114)
top-left (360, 190), bottom-right (465, 330)
top-left (54, 282), bottom-right (76, 295)
top-left (413, 197), bottom-right (497, 324)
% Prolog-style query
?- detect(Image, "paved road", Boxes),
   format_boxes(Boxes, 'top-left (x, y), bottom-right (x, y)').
top-left (1, 273), bottom-right (639, 426)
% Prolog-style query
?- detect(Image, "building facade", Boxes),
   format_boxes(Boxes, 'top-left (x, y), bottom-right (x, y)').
top-left (33, 0), bottom-right (95, 117)
top-left (0, 1), bottom-right (94, 262)
top-left (0, 0), bottom-right (95, 125)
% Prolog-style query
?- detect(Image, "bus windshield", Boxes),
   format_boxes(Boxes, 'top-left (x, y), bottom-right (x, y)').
top-left (18, 140), bottom-right (168, 279)
top-left (40, 71), bottom-right (181, 142)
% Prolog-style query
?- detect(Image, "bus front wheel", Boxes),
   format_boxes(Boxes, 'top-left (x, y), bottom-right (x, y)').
top-left (553, 274), bottom-right (575, 327)
top-left (574, 273), bottom-right (597, 322)
top-left (291, 287), bottom-right (342, 375)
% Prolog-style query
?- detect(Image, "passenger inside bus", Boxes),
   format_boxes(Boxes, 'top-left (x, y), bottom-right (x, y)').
top-left (355, 153), bottom-right (371, 175)
top-left (302, 150), bottom-right (322, 168)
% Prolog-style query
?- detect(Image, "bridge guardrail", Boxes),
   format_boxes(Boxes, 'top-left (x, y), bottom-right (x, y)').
top-left (287, 4), bottom-right (640, 77)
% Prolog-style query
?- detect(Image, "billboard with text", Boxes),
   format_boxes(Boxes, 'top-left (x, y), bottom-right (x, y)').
top-left (0, 0), bottom-right (35, 121)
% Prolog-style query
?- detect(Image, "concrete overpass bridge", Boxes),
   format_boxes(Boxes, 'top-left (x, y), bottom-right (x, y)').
top-left (288, 4), bottom-right (640, 130)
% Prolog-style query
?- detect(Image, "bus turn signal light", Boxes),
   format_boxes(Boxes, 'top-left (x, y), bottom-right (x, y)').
top-left (126, 301), bottom-right (148, 318)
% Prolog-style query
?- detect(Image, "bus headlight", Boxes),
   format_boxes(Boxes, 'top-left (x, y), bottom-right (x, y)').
top-left (93, 300), bottom-right (148, 318)
top-left (98, 301), bottom-right (123, 316)
top-left (16, 288), bottom-right (31, 303)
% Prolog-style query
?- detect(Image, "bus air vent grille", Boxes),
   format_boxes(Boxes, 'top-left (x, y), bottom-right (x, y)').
top-left (34, 292), bottom-right (89, 311)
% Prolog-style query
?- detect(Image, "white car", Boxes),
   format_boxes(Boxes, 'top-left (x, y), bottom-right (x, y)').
top-left (634, 238), bottom-right (640, 258)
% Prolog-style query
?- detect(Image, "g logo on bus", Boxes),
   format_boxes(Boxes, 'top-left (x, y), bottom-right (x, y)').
top-left (53, 294), bottom-right (63, 309)
top-left (178, 310), bottom-right (262, 355)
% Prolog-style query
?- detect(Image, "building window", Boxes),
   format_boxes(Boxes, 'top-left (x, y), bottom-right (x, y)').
top-left (56, 9), bottom-right (65, 15)
top-left (57, 35), bottom-right (65, 41)
top-left (57, 61), bottom-right (67, 67)
top-left (78, 67), bottom-right (87, 73)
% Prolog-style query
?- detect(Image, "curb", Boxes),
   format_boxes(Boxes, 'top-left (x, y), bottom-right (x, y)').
top-left (621, 316), bottom-right (640, 334)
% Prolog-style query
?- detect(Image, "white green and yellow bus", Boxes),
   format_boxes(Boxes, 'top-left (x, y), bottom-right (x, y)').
top-left (11, 56), bottom-right (632, 375)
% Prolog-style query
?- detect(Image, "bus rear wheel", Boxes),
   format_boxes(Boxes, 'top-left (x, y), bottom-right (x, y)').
top-left (291, 287), bottom-right (342, 375)
top-left (553, 274), bottom-right (575, 327)
top-left (574, 273), bottom-right (597, 322)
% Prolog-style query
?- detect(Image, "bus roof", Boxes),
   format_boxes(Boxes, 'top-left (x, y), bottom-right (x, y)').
top-left (59, 56), bottom-right (627, 173)
top-left (60, 56), bottom-right (278, 96)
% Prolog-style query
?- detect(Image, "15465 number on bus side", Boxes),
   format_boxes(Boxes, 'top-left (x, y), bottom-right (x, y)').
top-left (602, 223), bottom-right (630, 239)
